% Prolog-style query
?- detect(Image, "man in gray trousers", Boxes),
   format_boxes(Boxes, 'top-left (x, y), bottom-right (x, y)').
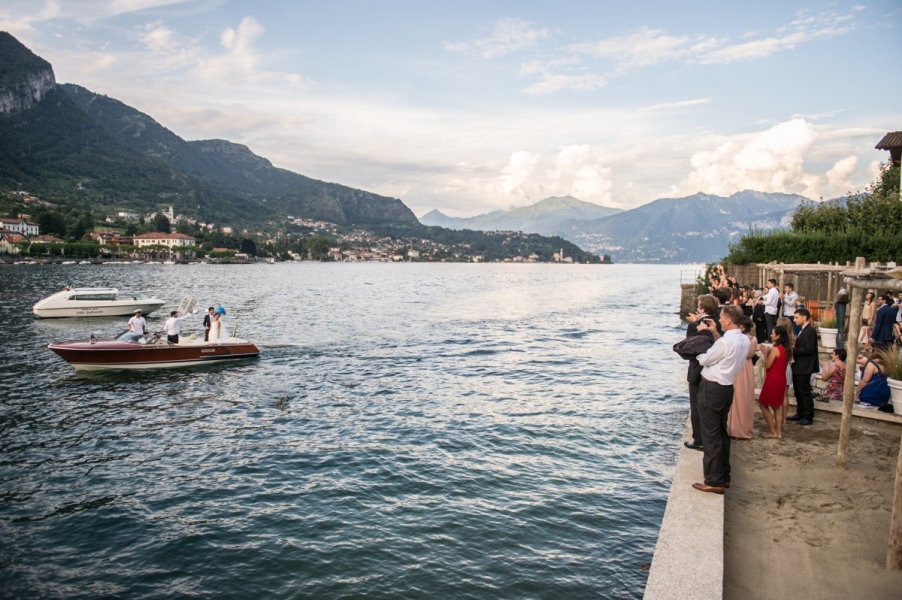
top-left (692, 305), bottom-right (750, 494)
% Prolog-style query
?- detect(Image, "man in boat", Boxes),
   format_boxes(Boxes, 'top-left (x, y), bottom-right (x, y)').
top-left (125, 309), bottom-right (147, 342)
top-left (202, 306), bottom-right (215, 341)
top-left (163, 309), bottom-right (196, 344)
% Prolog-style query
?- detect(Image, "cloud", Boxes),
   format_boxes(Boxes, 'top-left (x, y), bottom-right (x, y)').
top-left (518, 7), bottom-right (862, 94)
top-left (825, 155), bottom-right (858, 194)
top-left (445, 18), bottom-right (550, 59)
top-left (671, 118), bottom-right (823, 197)
top-left (638, 98), bottom-right (711, 112)
top-left (194, 16), bottom-right (265, 81)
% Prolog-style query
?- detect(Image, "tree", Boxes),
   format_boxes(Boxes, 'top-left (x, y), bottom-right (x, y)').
top-left (306, 235), bottom-right (330, 260)
top-left (153, 213), bottom-right (171, 233)
top-left (727, 161), bottom-right (902, 264)
top-left (36, 210), bottom-right (67, 237)
top-left (240, 238), bottom-right (257, 256)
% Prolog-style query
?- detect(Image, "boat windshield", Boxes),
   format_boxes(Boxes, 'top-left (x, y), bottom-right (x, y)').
top-left (116, 331), bottom-right (143, 343)
top-left (74, 292), bottom-right (117, 301)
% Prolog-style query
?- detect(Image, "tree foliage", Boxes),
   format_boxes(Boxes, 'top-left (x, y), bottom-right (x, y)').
top-left (727, 161), bottom-right (901, 264)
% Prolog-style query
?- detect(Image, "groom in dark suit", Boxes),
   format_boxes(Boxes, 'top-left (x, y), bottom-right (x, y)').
top-left (788, 308), bottom-right (819, 425)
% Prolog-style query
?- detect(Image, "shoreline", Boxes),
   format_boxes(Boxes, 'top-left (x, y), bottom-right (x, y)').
top-left (644, 405), bottom-right (902, 599)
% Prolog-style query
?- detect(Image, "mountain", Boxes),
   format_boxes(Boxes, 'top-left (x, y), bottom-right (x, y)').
top-left (421, 190), bottom-right (804, 262)
top-left (61, 83), bottom-right (417, 226)
top-left (569, 191), bottom-right (806, 262)
top-left (420, 195), bottom-right (621, 235)
top-left (0, 32), bottom-right (416, 228)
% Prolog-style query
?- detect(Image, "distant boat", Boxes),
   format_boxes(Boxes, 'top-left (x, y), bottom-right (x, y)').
top-left (32, 287), bottom-right (166, 318)
top-left (48, 334), bottom-right (260, 371)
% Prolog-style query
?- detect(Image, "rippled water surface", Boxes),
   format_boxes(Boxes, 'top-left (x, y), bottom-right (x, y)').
top-left (1, 263), bottom-right (690, 598)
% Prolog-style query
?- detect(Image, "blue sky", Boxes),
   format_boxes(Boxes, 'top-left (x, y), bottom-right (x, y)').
top-left (2, 1), bottom-right (900, 216)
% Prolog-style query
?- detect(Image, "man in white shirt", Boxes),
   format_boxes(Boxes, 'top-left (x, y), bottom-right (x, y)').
top-left (781, 283), bottom-right (798, 318)
top-left (693, 305), bottom-right (751, 494)
top-left (125, 310), bottom-right (147, 342)
top-left (763, 278), bottom-right (780, 338)
top-left (163, 309), bottom-right (195, 344)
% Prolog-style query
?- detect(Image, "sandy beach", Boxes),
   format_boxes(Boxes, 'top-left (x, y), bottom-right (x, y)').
top-left (723, 411), bottom-right (902, 599)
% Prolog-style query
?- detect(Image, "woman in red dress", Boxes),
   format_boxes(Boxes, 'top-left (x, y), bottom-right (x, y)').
top-left (758, 325), bottom-right (790, 438)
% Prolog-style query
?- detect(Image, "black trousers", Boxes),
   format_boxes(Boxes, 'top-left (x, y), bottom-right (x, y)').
top-left (167, 334), bottom-right (179, 344)
top-left (792, 372), bottom-right (814, 420)
top-left (698, 378), bottom-right (733, 486)
top-left (764, 313), bottom-right (778, 338)
top-left (688, 379), bottom-right (702, 445)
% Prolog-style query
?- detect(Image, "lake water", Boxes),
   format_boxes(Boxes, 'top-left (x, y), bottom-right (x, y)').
top-left (0, 263), bottom-right (690, 599)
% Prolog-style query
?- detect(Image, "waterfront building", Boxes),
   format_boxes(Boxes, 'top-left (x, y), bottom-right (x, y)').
top-left (133, 232), bottom-right (196, 248)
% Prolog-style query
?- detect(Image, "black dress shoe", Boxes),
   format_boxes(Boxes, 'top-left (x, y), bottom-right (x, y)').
top-left (683, 441), bottom-right (703, 451)
top-left (797, 418), bottom-right (813, 426)
top-left (786, 414), bottom-right (802, 421)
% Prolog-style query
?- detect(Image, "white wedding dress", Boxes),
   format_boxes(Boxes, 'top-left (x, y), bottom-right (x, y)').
top-left (209, 319), bottom-right (222, 344)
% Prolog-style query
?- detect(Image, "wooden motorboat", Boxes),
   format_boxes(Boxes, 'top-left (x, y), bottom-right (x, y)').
top-left (33, 287), bottom-right (166, 318)
top-left (48, 333), bottom-right (260, 371)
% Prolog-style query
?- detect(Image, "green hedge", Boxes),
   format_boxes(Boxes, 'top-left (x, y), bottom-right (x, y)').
top-left (726, 228), bottom-right (902, 264)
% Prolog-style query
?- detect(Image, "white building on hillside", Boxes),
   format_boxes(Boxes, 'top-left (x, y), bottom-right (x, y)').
top-left (133, 232), bottom-right (196, 248)
top-left (0, 218), bottom-right (39, 236)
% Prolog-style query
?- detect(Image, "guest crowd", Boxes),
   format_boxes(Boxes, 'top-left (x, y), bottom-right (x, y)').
top-left (674, 264), bottom-right (902, 495)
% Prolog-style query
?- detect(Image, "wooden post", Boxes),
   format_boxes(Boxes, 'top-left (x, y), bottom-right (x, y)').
top-left (826, 270), bottom-right (833, 308)
top-left (836, 284), bottom-right (863, 469)
top-left (889, 431), bottom-right (902, 569)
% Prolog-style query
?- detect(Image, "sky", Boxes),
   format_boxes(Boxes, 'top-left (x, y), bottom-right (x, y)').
top-left (2, 1), bottom-right (901, 217)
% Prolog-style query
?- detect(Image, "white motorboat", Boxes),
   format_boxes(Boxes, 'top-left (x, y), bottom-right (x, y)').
top-left (32, 287), bottom-right (166, 318)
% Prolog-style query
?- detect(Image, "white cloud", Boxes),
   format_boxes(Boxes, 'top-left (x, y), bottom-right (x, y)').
top-left (638, 98), bottom-right (711, 112)
top-left (825, 155), bottom-right (858, 195)
top-left (445, 18), bottom-right (550, 59)
top-left (522, 72), bottom-right (607, 95)
top-left (194, 16), bottom-right (265, 81)
top-left (518, 7), bottom-right (862, 94)
top-left (571, 27), bottom-right (700, 73)
top-left (671, 118), bottom-right (823, 197)
top-left (501, 151), bottom-right (540, 196)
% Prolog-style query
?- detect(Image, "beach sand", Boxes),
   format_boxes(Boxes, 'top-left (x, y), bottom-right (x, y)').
top-left (723, 412), bottom-right (902, 599)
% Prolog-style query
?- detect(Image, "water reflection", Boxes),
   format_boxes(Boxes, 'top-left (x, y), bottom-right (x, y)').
top-left (1, 263), bottom-right (690, 599)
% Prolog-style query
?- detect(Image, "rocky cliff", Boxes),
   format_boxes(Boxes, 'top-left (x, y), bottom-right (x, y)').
top-left (0, 32), bottom-right (57, 113)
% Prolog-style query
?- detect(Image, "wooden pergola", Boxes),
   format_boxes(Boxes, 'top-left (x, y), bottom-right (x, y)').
top-left (834, 259), bottom-right (902, 570)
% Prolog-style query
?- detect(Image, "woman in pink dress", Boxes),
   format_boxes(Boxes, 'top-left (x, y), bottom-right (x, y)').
top-left (758, 325), bottom-right (790, 438)
top-left (727, 317), bottom-right (758, 439)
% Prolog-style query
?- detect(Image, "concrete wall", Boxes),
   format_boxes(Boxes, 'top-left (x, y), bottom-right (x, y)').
top-left (644, 422), bottom-right (724, 600)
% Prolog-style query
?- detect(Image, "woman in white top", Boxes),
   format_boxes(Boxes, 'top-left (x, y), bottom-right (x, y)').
top-left (858, 291), bottom-right (876, 350)
top-left (209, 313), bottom-right (222, 344)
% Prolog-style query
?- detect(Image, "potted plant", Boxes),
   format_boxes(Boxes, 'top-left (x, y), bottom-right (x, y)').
top-left (877, 347), bottom-right (902, 414)
top-left (818, 316), bottom-right (838, 349)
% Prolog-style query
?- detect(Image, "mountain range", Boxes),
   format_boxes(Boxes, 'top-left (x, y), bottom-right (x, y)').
top-left (1, 31), bottom-right (811, 263)
top-left (422, 191), bottom-right (807, 262)
top-left (0, 31), bottom-right (418, 229)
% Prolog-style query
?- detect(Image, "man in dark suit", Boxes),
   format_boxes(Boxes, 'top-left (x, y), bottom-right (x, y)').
top-left (788, 308), bottom-right (818, 425)
top-left (871, 293), bottom-right (898, 351)
top-left (202, 306), bottom-right (215, 342)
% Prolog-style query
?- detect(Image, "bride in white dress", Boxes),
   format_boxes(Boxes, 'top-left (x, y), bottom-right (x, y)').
top-left (209, 313), bottom-right (222, 344)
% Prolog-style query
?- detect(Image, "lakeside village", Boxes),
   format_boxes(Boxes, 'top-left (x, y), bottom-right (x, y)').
top-left (0, 191), bottom-right (593, 265)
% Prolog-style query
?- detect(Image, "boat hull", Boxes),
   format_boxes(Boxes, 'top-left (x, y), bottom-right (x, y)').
top-left (33, 288), bottom-right (166, 318)
top-left (34, 300), bottom-right (166, 318)
top-left (48, 339), bottom-right (260, 371)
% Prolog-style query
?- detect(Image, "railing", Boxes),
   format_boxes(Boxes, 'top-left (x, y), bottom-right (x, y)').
top-left (680, 269), bottom-right (701, 285)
